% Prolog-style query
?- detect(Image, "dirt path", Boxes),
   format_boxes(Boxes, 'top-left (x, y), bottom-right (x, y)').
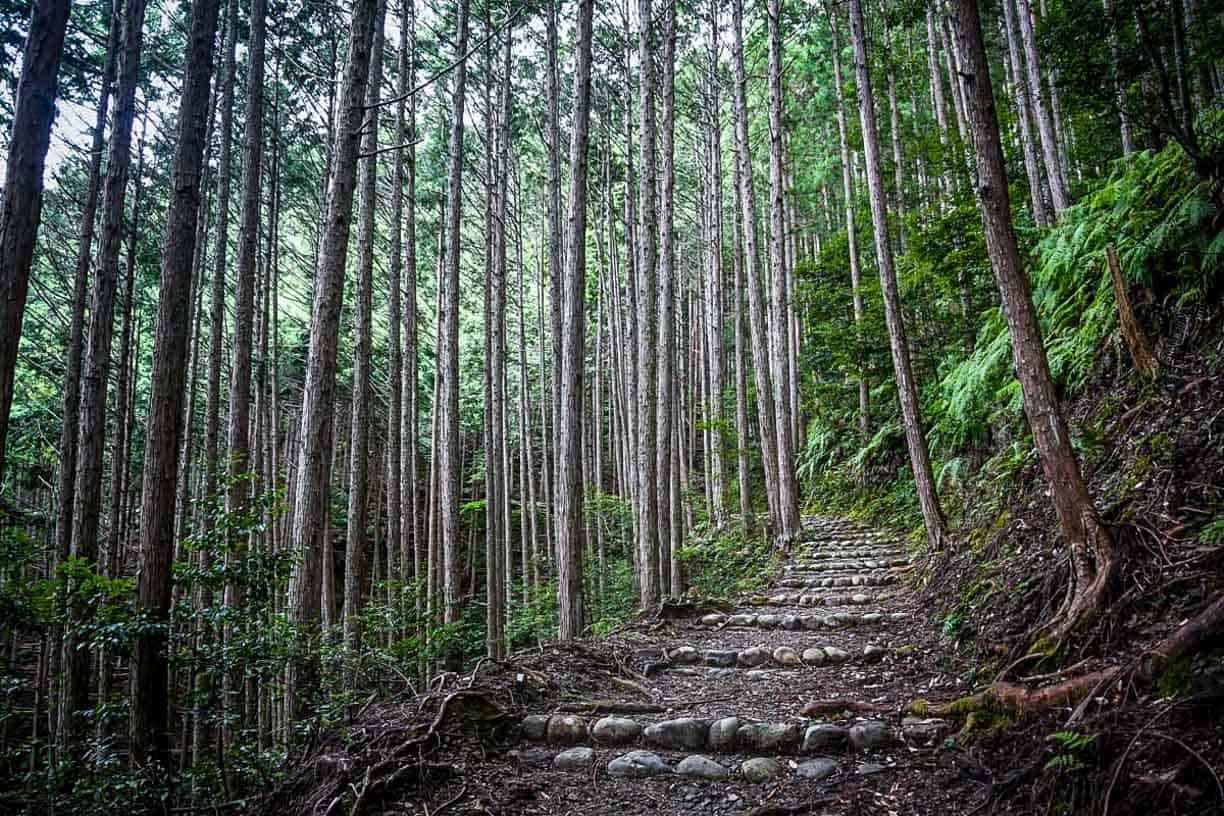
top-left (368, 517), bottom-right (989, 816)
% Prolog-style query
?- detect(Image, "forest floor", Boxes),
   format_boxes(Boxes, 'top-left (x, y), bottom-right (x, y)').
top-left (271, 518), bottom-right (1019, 816)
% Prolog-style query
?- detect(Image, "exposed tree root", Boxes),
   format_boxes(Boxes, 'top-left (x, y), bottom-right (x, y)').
top-left (926, 592), bottom-right (1224, 721)
top-left (800, 699), bottom-right (894, 717)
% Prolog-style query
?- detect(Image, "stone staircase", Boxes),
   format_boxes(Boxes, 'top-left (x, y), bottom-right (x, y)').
top-left (499, 517), bottom-right (967, 810)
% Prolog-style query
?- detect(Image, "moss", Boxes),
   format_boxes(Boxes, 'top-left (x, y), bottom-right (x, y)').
top-left (894, 644), bottom-right (917, 657)
top-left (957, 707), bottom-right (1018, 743)
top-left (1157, 655), bottom-right (1196, 698)
top-left (1026, 636), bottom-right (1061, 664)
top-left (944, 695), bottom-right (982, 719)
top-left (908, 698), bottom-right (929, 716)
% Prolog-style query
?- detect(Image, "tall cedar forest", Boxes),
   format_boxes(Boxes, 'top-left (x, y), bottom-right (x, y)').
top-left (0, 0), bottom-right (1222, 811)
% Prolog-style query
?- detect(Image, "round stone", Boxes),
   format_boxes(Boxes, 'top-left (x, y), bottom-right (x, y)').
top-left (741, 757), bottom-right (784, 783)
top-left (801, 615), bottom-right (824, 630)
top-left (676, 754), bottom-right (730, 780)
top-left (670, 646), bottom-right (702, 665)
top-left (727, 614), bottom-right (757, 627)
top-left (643, 717), bottom-right (710, 751)
top-left (901, 717), bottom-right (947, 744)
top-left (703, 649), bottom-right (738, 668)
top-left (546, 714), bottom-right (588, 744)
top-left (795, 758), bottom-right (838, 781)
top-left (521, 714), bottom-right (550, 740)
top-left (823, 646), bottom-right (851, 663)
top-left (737, 646), bottom-right (770, 667)
top-left (860, 612), bottom-right (883, 624)
top-left (801, 647), bottom-right (827, 665)
top-left (802, 723), bottom-right (848, 752)
top-left (756, 614), bottom-right (780, 628)
top-left (862, 644), bottom-right (887, 663)
top-left (851, 593), bottom-right (870, 605)
top-left (772, 647), bottom-right (802, 667)
top-left (780, 615), bottom-right (803, 630)
top-left (745, 669), bottom-right (774, 681)
top-left (707, 716), bottom-right (741, 750)
top-left (608, 750), bottom-right (672, 778)
top-left (553, 746), bottom-right (594, 771)
top-left (848, 720), bottom-right (892, 752)
top-left (738, 722), bottom-right (801, 751)
top-left (701, 613), bottom-right (727, 627)
top-left (592, 716), bottom-right (641, 745)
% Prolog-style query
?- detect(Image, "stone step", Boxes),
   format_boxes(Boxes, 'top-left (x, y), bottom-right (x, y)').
top-left (777, 574), bottom-right (899, 589)
top-left (796, 549), bottom-right (907, 561)
top-left (791, 557), bottom-right (910, 570)
top-left (649, 642), bottom-right (890, 670)
top-left (741, 590), bottom-right (886, 608)
top-left (698, 610), bottom-right (903, 629)
top-left (518, 714), bottom-right (949, 759)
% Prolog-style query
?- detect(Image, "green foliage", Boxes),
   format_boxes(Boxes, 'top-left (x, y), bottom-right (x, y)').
top-left (1043, 729), bottom-right (1098, 773)
top-left (677, 526), bottom-right (776, 600)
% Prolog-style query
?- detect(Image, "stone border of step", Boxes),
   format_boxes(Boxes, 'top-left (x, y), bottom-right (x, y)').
top-left (778, 574), bottom-right (899, 589)
top-left (658, 643), bottom-right (889, 670)
top-left (742, 591), bottom-right (885, 607)
top-left (697, 611), bottom-right (905, 629)
top-left (518, 715), bottom-right (951, 778)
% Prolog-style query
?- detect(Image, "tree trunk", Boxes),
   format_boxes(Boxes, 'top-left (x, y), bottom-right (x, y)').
top-left (830, 17), bottom-right (871, 448)
top-left (1013, 0), bottom-right (1070, 213)
top-left (656, 0), bottom-right (677, 595)
top-left (848, 0), bottom-right (948, 551)
top-left (128, 0), bottom-right (220, 768)
top-left (285, 0), bottom-right (379, 720)
top-left (731, 0), bottom-right (782, 534)
top-left (705, 0), bottom-right (727, 526)
top-left (64, 0), bottom-right (148, 749)
top-left (342, 0), bottom-right (385, 653)
top-left (767, 0), bottom-right (801, 541)
top-left (438, 0), bottom-right (471, 630)
top-left (636, 0), bottom-right (661, 610)
top-left (0, 0), bottom-right (72, 481)
top-left (557, 0), bottom-right (595, 639)
top-left (951, 0), bottom-right (1117, 639)
top-left (1002, 0), bottom-right (1052, 225)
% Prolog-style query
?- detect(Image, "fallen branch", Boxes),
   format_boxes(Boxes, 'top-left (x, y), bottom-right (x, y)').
top-left (800, 699), bottom-right (893, 717)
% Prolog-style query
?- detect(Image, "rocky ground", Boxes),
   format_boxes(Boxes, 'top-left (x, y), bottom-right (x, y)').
top-left (274, 517), bottom-right (1018, 816)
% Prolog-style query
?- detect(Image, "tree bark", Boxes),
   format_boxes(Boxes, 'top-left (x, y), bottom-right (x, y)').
top-left (129, 0), bottom-right (220, 768)
top-left (1002, 0), bottom-right (1052, 225)
top-left (656, 0), bottom-right (677, 595)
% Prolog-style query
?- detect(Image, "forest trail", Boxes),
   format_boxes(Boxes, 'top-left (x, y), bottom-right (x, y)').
top-left (348, 517), bottom-right (980, 816)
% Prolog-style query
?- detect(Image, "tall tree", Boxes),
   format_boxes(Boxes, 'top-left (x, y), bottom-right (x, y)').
top-left (847, 0), bottom-right (948, 550)
top-left (129, 0), bottom-right (221, 768)
top-left (636, 0), bottom-right (661, 608)
top-left (343, 0), bottom-right (386, 650)
top-left (1013, 0), bottom-right (1070, 213)
top-left (438, 0), bottom-right (472, 628)
top-left (64, 0), bottom-right (149, 748)
top-left (731, 0), bottom-right (781, 533)
top-left (951, 0), bottom-right (1117, 637)
top-left (0, 0), bottom-right (72, 482)
top-left (556, 0), bottom-right (596, 639)
top-left (766, 0), bottom-right (800, 540)
top-left (285, 0), bottom-right (379, 719)
top-left (656, 0), bottom-right (677, 594)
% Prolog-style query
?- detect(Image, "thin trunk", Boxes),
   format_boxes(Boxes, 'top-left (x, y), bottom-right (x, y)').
top-left (848, 0), bottom-right (948, 550)
top-left (438, 0), bottom-right (472, 630)
top-left (767, 0), bottom-right (800, 540)
top-left (1014, 0), bottom-right (1070, 212)
top-left (556, 0), bottom-right (595, 639)
top-left (656, 0), bottom-right (677, 595)
top-left (1002, 0), bottom-right (1052, 225)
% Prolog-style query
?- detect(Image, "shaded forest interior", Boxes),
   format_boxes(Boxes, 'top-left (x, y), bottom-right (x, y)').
top-left (0, 0), bottom-right (1222, 811)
